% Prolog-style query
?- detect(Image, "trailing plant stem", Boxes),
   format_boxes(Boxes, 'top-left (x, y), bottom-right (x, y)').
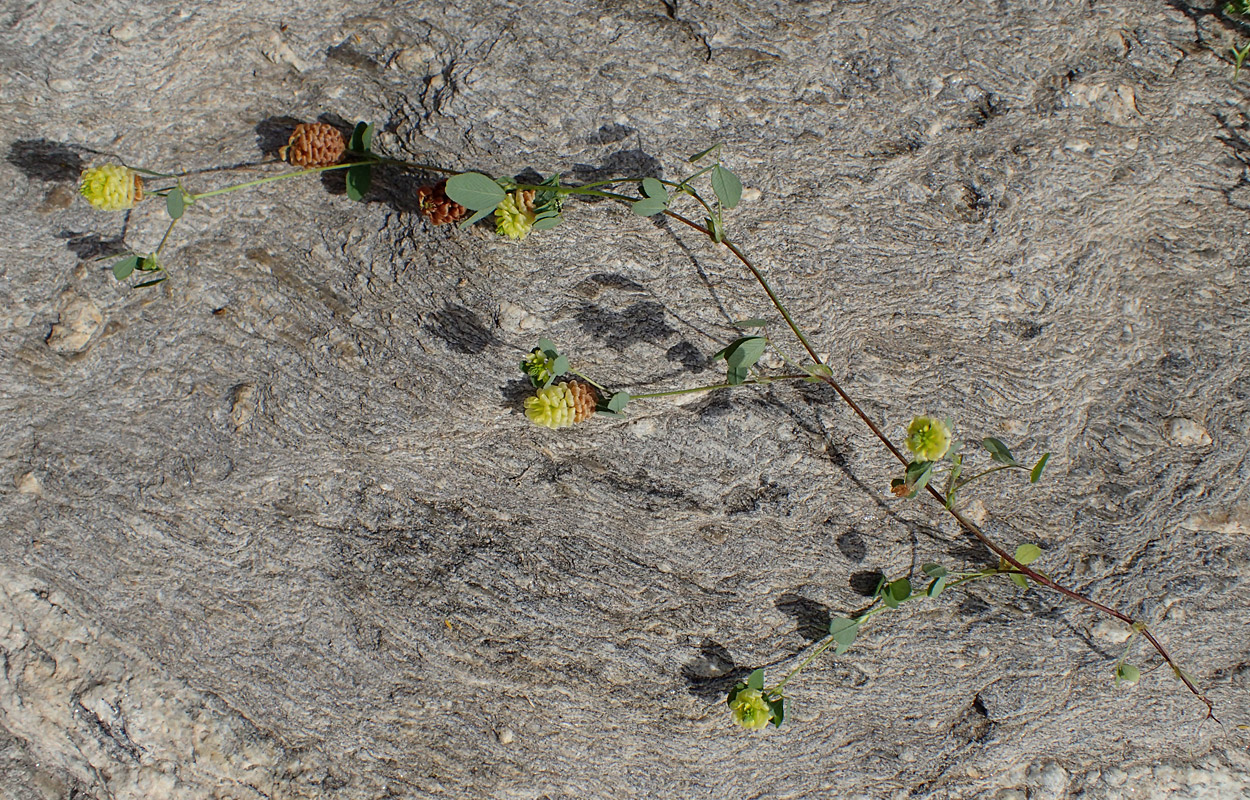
top-left (646, 205), bottom-right (1214, 718)
top-left (772, 569), bottom-right (1008, 695)
top-left (631, 375), bottom-right (807, 400)
top-left (188, 161), bottom-right (373, 201)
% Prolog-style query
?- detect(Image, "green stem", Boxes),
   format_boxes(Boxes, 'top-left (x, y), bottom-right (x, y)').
top-left (188, 161), bottom-right (370, 201)
top-left (770, 569), bottom-right (1016, 694)
top-left (953, 463), bottom-right (1026, 492)
top-left (152, 216), bottom-right (180, 259)
top-left (370, 155), bottom-right (460, 175)
top-left (630, 375), bottom-right (808, 400)
top-left (646, 206), bottom-right (1217, 719)
top-left (570, 370), bottom-right (607, 392)
top-left (771, 606), bottom-right (891, 694)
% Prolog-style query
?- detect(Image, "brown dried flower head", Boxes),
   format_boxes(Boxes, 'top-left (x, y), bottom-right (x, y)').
top-left (417, 179), bottom-right (468, 225)
top-left (280, 123), bottom-right (346, 168)
top-left (566, 380), bottom-right (598, 423)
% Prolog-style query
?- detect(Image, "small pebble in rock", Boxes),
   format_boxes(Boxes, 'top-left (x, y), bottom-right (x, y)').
top-left (46, 294), bottom-right (103, 354)
top-left (16, 472), bottom-right (42, 495)
top-left (497, 728), bottom-right (514, 745)
top-left (1166, 418), bottom-right (1211, 447)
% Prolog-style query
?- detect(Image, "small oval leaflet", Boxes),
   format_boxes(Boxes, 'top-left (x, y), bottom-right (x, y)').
top-left (1014, 543), bottom-right (1042, 565)
top-left (711, 164), bottom-right (742, 209)
top-left (1029, 453), bottom-right (1050, 483)
top-left (111, 254), bottom-right (141, 280)
top-left (640, 177), bottom-right (667, 200)
top-left (982, 437), bottom-right (1018, 465)
top-left (631, 197), bottom-right (667, 217)
top-left (1115, 663), bottom-right (1140, 686)
top-left (446, 172), bottom-right (507, 211)
top-left (746, 668), bottom-right (765, 691)
top-left (346, 164), bottom-right (372, 201)
top-left (166, 189), bottom-right (185, 219)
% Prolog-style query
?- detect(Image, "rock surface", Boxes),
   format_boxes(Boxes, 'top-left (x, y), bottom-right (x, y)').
top-left (2, 1), bottom-right (1249, 798)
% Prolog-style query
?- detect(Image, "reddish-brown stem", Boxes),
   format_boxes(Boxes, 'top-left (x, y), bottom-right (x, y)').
top-left (661, 207), bottom-right (1216, 720)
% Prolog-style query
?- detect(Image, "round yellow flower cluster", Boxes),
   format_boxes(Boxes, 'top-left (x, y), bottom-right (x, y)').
top-left (495, 189), bottom-right (536, 240)
top-left (905, 415), bottom-right (952, 462)
top-left (524, 384), bottom-right (577, 428)
top-left (79, 165), bottom-right (143, 211)
top-left (728, 688), bottom-right (773, 730)
top-left (524, 381), bottom-right (597, 429)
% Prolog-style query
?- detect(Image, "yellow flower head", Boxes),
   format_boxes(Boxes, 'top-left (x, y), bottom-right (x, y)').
top-left (905, 416), bottom-right (952, 462)
top-left (495, 190), bottom-right (536, 240)
top-left (80, 165), bottom-right (142, 211)
top-left (729, 688), bottom-right (773, 730)
top-left (524, 384), bottom-right (577, 429)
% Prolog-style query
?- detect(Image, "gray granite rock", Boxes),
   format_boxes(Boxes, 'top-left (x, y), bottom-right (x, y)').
top-left (2, 1), bottom-right (1249, 798)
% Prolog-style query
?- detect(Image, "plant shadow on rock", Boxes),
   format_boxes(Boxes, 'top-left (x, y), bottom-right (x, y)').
top-left (576, 300), bottom-right (676, 350)
top-left (499, 377), bottom-right (536, 411)
top-left (423, 302), bottom-right (499, 355)
top-left (665, 340), bottom-right (707, 373)
top-left (7, 138), bottom-right (85, 182)
top-left (570, 148), bottom-right (662, 190)
top-left (775, 593), bottom-right (831, 642)
top-left (60, 230), bottom-right (129, 260)
top-left (257, 114), bottom-right (441, 215)
top-left (682, 638), bottom-right (752, 701)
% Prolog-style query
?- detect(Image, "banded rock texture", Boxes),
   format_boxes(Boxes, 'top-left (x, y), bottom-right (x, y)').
top-left (2, 1), bottom-right (1249, 798)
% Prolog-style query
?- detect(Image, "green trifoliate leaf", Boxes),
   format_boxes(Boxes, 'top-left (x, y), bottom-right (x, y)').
top-left (921, 564), bottom-right (947, 578)
top-left (1115, 663), bottom-right (1141, 686)
top-left (111, 255), bottom-right (141, 280)
top-left (551, 354), bottom-right (569, 377)
top-left (1030, 453), bottom-right (1050, 483)
top-left (982, 437), bottom-right (1018, 466)
top-left (345, 164), bottom-right (372, 201)
top-left (140, 254), bottom-right (160, 271)
top-left (711, 164), bottom-right (742, 209)
top-left (532, 213), bottom-right (562, 230)
top-left (446, 173), bottom-right (507, 211)
top-left (1009, 572), bottom-right (1028, 589)
top-left (927, 575), bottom-right (947, 598)
top-left (1014, 543), bottom-right (1042, 565)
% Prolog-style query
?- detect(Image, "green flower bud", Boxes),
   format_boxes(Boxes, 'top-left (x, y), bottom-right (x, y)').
top-left (524, 384), bottom-right (577, 429)
top-left (79, 165), bottom-right (143, 211)
top-left (905, 416), bottom-right (951, 462)
top-left (495, 189), bottom-right (536, 240)
top-left (521, 348), bottom-right (556, 386)
top-left (728, 688), bottom-right (773, 730)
